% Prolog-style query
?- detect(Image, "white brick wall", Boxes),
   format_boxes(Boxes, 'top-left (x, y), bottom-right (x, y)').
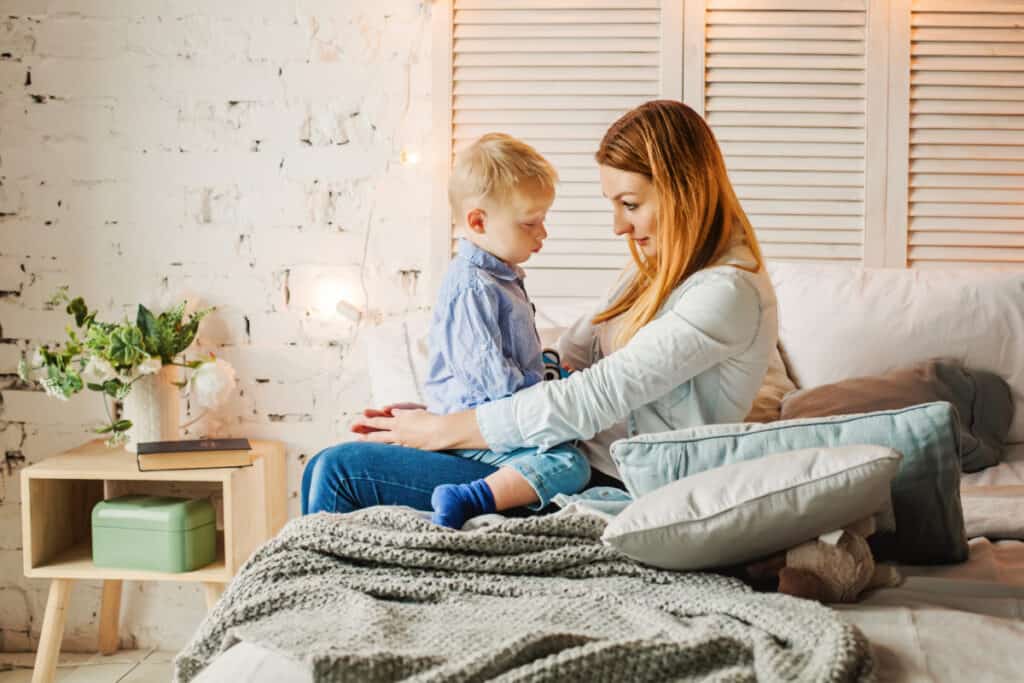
top-left (0, 0), bottom-right (434, 652)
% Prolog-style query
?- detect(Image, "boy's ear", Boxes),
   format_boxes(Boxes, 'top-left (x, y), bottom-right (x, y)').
top-left (466, 208), bottom-right (486, 234)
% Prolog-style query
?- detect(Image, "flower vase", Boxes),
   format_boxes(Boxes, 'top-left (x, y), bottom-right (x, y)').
top-left (122, 364), bottom-right (181, 452)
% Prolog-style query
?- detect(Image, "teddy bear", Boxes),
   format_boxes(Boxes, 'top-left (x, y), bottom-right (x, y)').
top-left (746, 515), bottom-right (902, 603)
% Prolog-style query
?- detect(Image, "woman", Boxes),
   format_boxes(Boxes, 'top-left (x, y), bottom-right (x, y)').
top-left (302, 100), bottom-right (778, 516)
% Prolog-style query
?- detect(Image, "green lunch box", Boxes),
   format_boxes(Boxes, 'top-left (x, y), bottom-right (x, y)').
top-left (91, 495), bottom-right (216, 573)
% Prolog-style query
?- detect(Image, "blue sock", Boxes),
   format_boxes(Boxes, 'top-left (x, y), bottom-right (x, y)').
top-left (431, 479), bottom-right (496, 529)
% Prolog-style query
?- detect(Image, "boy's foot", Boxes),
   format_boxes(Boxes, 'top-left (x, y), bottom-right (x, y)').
top-left (431, 479), bottom-right (496, 529)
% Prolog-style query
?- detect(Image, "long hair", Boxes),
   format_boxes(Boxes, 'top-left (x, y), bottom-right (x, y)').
top-left (593, 100), bottom-right (764, 348)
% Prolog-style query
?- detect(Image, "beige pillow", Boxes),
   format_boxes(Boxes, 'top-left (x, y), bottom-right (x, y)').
top-left (602, 444), bottom-right (901, 571)
top-left (745, 344), bottom-right (797, 423)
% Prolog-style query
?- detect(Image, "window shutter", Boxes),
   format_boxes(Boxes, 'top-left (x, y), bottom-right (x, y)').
top-left (435, 0), bottom-right (680, 310)
top-left (692, 0), bottom-right (884, 264)
top-left (902, 0), bottom-right (1024, 268)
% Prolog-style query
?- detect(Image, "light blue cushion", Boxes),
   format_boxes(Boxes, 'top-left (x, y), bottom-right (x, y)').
top-left (610, 401), bottom-right (967, 564)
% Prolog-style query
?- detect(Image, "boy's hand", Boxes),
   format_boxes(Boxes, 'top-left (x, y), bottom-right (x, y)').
top-left (352, 402), bottom-right (426, 433)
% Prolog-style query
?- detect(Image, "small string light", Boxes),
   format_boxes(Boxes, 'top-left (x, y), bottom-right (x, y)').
top-left (335, 299), bottom-right (363, 322)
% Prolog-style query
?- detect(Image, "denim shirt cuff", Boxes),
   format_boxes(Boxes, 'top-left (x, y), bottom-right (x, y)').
top-left (476, 397), bottom-right (522, 454)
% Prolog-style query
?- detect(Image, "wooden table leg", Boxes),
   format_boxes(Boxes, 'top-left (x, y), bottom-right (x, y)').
top-left (202, 582), bottom-right (224, 611)
top-left (97, 579), bottom-right (122, 655)
top-left (32, 579), bottom-right (72, 683)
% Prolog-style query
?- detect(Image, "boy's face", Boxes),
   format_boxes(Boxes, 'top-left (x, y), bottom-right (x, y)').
top-left (465, 180), bottom-right (554, 265)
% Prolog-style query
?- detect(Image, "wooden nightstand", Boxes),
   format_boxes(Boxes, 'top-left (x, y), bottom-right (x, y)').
top-left (20, 439), bottom-right (287, 683)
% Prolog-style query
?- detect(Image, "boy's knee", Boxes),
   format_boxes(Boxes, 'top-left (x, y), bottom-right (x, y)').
top-left (573, 456), bottom-right (592, 490)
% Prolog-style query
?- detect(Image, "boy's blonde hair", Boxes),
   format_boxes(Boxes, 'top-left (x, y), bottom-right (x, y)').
top-left (448, 133), bottom-right (558, 213)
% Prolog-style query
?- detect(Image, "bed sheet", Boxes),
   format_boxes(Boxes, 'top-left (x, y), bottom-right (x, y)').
top-left (960, 443), bottom-right (1024, 540)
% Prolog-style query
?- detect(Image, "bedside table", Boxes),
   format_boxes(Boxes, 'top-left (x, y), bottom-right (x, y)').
top-left (20, 439), bottom-right (287, 683)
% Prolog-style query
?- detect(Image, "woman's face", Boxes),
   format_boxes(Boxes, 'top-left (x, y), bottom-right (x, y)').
top-left (599, 165), bottom-right (658, 258)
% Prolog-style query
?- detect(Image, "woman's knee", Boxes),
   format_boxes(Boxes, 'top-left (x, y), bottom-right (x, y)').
top-left (303, 441), bottom-right (372, 514)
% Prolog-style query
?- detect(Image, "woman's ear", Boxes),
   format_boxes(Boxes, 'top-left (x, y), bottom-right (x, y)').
top-left (466, 208), bottom-right (486, 234)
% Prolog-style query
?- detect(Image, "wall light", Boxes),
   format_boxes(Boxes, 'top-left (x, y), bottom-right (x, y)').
top-left (399, 146), bottom-right (420, 167)
top-left (315, 278), bottom-right (362, 322)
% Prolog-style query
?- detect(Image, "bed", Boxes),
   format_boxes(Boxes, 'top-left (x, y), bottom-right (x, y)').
top-left (178, 264), bottom-right (1024, 681)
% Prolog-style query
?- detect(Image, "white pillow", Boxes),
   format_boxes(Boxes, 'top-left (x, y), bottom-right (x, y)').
top-left (770, 263), bottom-right (1024, 443)
top-left (362, 312), bottom-right (432, 407)
top-left (602, 445), bottom-right (901, 571)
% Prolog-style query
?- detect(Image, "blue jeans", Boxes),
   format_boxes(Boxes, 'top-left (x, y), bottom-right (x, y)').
top-left (447, 443), bottom-right (590, 510)
top-left (301, 441), bottom-right (621, 515)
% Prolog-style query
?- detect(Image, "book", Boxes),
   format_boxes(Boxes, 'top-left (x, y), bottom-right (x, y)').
top-left (136, 438), bottom-right (254, 472)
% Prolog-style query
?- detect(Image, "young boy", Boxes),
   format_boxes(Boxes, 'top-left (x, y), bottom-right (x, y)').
top-left (425, 133), bottom-right (590, 529)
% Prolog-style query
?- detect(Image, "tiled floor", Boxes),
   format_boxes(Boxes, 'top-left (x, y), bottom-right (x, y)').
top-left (0, 650), bottom-right (175, 683)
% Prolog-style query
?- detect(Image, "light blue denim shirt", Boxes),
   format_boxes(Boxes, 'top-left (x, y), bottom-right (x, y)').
top-left (424, 238), bottom-right (544, 415)
top-left (476, 242), bottom-right (779, 478)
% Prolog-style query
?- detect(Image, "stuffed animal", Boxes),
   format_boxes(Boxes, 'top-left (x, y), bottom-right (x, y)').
top-left (541, 349), bottom-right (572, 381)
top-left (746, 515), bottom-right (902, 604)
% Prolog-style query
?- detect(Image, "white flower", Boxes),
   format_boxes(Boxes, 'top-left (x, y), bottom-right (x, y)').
top-left (81, 355), bottom-right (118, 385)
top-left (187, 358), bottom-right (237, 410)
top-left (136, 356), bottom-right (162, 375)
top-left (40, 377), bottom-right (70, 401)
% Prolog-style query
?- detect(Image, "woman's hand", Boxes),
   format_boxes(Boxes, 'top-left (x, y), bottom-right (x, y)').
top-left (355, 402), bottom-right (426, 427)
top-left (351, 408), bottom-right (446, 451)
top-left (350, 406), bottom-right (488, 452)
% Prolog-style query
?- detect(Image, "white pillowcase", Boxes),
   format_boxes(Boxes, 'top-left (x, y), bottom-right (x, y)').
top-left (362, 312), bottom-right (432, 407)
top-left (601, 445), bottom-right (901, 571)
top-left (770, 263), bottom-right (1024, 443)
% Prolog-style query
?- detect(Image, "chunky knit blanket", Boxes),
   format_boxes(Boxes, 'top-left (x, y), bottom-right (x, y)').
top-left (174, 508), bottom-right (873, 682)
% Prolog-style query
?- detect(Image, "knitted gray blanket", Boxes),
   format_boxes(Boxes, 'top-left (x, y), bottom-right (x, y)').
top-left (174, 508), bottom-right (873, 683)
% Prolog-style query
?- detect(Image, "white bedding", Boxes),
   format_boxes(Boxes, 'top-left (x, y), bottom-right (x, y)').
top-left (962, 442), bottom-right (1024, 488)
top-left (961, 443), bottom-right (1024, 540)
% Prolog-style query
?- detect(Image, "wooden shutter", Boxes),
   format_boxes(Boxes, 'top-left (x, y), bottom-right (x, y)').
top-left (434, 0), bottom-right (682, 309)
top-left (901, 0), bottom-right (1024, 268)
top-left (691, 0), bottom-right (887, 264)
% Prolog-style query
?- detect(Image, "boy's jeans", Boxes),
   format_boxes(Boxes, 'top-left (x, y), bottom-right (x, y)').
top-left (447, 443), bottom-right (591, 510)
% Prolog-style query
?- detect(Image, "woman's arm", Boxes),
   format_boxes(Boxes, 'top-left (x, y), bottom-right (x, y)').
top-left (478, 271), bottom-right (763, 452)
top-left (354, 270), bottom-right (762, 453)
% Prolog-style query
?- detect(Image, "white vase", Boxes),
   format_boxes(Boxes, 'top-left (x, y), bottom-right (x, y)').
top-left (122, 364), bottom-right (181, 452)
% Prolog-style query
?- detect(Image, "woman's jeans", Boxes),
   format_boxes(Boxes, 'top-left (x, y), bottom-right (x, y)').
top-left (301, 441), bottom-right (620, 515)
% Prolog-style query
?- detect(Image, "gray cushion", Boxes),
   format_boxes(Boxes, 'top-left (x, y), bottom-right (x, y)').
top-left (781, 359), bottom-right (1013, 473)
top-left (602, 445), bottom-right (901, 570)
top-left (610, 401), bottom-right (968, 564)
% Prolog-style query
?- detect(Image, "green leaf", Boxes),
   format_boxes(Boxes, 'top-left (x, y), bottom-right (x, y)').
top-left (137, 305), bottom-right (161, 356)
top-left (44, 363), bottom-right (84, 398)
top-left (17, 358), bottom-right (31, 382)
top-left (66, 297), bottom-right (91, 327)
top-left (108, 325), bottom-right (147, 367)
top-left (113, 419), bottom-right (132, 431)
top-left (46, 286), bottom-right (70, 307)
top-left (100, 379), bottom-right (128, 399)
top-left (163, 301), bottom-right (186, 329)
top-left (94, 424), bottom-right (115, 434)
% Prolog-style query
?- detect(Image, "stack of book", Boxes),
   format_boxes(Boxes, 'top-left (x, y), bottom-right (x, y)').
top-left (136, 438), bottom-right (253, 472)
